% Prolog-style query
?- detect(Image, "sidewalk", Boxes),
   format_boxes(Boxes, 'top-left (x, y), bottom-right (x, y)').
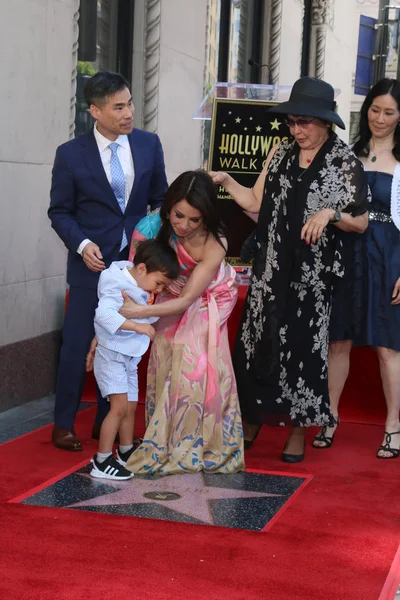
top-left (0, 397), bottom-right (91, 444)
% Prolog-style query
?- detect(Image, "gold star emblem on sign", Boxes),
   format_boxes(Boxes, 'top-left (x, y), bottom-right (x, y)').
top-left (235, 117), bottom-right (241, 123)
top-left (256, 125), bottom-right (262, 132)
top-left (270, 118), bottom-right (281, 130)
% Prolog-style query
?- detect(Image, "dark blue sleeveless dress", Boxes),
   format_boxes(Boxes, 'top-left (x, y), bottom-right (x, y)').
top-left (330, 171), bottom-right (400, 351)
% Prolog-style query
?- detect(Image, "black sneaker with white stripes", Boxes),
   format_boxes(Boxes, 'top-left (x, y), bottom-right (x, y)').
top-left (116, 446), bottom-right (136, 466)
top-left (90, 454), bottom-right (134, 480)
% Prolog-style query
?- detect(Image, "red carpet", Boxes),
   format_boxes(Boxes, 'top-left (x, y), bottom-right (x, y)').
top-left (1, 405), bottom-right (399, 600)
top-left (1, 287), bottom-right (398, 599)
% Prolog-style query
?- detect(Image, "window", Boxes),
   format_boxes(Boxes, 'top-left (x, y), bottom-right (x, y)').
top-left (349, 112), bottom-right (361, 146)
top-left (75, 0), bottom-right (134, 137)
top-left (202, 0), bottom-right (265, 165)
top-left (216, 0), bottom-right (265, 84)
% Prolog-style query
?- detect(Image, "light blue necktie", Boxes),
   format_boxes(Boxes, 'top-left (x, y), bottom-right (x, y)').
top-left (109, 142), bottom-right (128, 251)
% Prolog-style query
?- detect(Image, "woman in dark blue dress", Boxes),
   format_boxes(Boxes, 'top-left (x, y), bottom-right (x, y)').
top-left (313, 79), bottom-right (400, 459)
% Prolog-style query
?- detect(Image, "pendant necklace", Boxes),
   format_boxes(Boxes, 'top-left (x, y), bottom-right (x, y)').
top-left (297, 168), bottom-right (306, 182)
top-left (370, 146), bottom-right (392, 163)
top-left (301, 146), bottom-right (321, 165)
top-left (298, 151), bottom-right (316, 182)
top-left (303, 153), bottom-right (313, 164)
top-left (298, 139), bottom-right (326, 180)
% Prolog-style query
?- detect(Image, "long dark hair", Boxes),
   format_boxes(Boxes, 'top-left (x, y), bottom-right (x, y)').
top-left (353, 78), bottom-right (400, 160)
top-left (157, 170), bottom-right (226, 249)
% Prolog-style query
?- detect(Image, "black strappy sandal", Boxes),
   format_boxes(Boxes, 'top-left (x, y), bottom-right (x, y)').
top-left (312, 417), bottom-right (340, 449)
top-left (376, 431), bottom-right (400, 459)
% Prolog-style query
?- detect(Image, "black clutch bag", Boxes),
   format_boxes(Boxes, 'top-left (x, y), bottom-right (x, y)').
top-left (240, 231), bottom-right (257, 263)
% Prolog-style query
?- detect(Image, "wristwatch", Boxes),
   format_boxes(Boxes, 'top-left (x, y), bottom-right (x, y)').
top-left (330, 210), bottom-right (341, 223)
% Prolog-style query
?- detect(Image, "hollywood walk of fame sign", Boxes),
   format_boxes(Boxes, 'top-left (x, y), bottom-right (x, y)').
top-left (209, 99), bottom-right (290, 265)
top-left (20, 467), bottom-right (309, 532)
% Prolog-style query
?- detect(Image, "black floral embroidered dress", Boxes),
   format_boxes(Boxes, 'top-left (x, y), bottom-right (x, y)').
top-left (233, 133), bottom-right (369, 427)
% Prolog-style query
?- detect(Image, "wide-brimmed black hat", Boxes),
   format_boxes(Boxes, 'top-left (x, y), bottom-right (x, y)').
top-left (269, 76), bottom-right (345, 130)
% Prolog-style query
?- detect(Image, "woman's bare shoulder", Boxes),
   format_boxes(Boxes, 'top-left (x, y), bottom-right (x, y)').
top-left (204, 234), bottom-right (227, 257)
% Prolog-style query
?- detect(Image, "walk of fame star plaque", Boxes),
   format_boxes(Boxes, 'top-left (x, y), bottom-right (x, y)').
top-left (16, 466), bottom-right (310, 532)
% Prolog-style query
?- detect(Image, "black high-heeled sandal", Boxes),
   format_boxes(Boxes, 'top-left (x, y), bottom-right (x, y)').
top-left (243, 424), bottom-right (262, 450)
top-left (376, 431), bottom-right (400, 459)
top-left (312, 417), bottom-right (340, 449)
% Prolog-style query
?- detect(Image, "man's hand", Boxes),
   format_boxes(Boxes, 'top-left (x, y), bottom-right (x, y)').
top-left (82, 243), bottom-right (106, 272)
top-left (301, 208), bottom-right (335, 245)
top-left (86, 337), bottom-right (98, 371)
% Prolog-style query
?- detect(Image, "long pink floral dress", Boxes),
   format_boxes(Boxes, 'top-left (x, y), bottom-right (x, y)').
top-left (125, 210), bottom-right (244, 475)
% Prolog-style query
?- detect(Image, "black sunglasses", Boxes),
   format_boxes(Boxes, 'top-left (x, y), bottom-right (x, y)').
top-left (284, 117), bottom-right (315, 128)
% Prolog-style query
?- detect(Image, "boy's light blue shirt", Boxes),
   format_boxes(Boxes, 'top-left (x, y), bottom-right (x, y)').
top-left (94, 261), bottom-right (158, 358)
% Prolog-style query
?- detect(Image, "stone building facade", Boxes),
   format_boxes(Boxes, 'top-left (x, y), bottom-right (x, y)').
top-left (0, 0), bottom-right (377, 410)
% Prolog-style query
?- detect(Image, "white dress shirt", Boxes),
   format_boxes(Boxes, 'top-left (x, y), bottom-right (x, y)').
top-left (77, 123), bottom-right (135, 255)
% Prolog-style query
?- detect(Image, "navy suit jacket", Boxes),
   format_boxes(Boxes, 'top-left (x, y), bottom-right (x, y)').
top-left (48, 128), bottom-right (167, 289)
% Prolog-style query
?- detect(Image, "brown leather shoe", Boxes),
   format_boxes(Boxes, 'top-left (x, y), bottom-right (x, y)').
top-left (52, 426), bottom-right (82, 451)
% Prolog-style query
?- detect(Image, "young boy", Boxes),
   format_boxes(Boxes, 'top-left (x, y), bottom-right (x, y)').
top-left (90, 239), bottom-right (180, 480)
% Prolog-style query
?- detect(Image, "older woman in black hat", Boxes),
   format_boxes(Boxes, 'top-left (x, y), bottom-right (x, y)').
top-left (210, 77), bottom-right (369, 462)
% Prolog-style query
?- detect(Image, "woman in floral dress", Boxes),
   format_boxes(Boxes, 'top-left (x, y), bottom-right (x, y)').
top-left (210, 77), bottom-right (370, 462)
top-left (121, 170), bottom-right (244, 475)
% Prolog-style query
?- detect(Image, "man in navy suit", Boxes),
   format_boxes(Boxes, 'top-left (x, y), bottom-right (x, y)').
top-left (48, 71), bottom-right (167, 451)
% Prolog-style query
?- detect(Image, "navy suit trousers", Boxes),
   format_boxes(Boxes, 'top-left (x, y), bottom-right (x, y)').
top-left (54, 286), bottom-right (107, 429)
top-left (55, 247), bottom-right (130, 430)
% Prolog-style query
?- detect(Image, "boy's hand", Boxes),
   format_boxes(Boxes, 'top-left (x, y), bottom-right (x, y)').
top-left (135, 323), bottom-right (156, 341)
top-left (392, 277), bottom-right (400, 305)
top-left (86, 337), bottom-right (98, 371)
